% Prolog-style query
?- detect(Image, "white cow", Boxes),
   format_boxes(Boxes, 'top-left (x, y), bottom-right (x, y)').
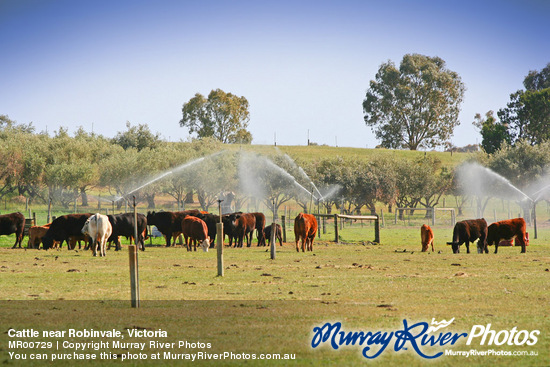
top-left (82, 213), bottom-right (113, 257)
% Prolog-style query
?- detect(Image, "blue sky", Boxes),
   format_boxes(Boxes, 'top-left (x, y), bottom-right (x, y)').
top-left (1, 0), bottom-right (548, 148)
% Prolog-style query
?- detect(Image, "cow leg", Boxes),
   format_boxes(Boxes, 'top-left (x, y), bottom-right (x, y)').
top-left (520, 244), bottom-right (526, 253)
top-left (494, 243), bottom-right (499, 254)
top-left (295, 237), bottom-right (299, 252)
top-left (430, 240), bottom-right (434, 252)
top-left (465, 241), bottom-right (470, 254)
top-left (165, 234), bottom-right (172, 247)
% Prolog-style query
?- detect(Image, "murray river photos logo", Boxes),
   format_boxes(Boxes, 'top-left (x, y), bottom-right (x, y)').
top-left (310, 318), bottom-right (540, 359)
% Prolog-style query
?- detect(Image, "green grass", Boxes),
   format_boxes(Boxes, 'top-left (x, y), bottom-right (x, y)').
top-left (0, 226), bottom-right (548, 366)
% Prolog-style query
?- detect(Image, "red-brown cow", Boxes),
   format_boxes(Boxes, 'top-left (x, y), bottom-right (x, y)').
top-left (486, 218), bottom-right (527, 254)
top-left (251, 212), bottom-right (266, 246)
top-left (420, 224), bottom-right (434, 252)
top-left (181, 216), bottom-right (210, 252)
top-left (1, 212), bottom-right (25, 248)
top-left (294, 213), bottom-right (318, 252)
top-left (234, 213), bottom-right (256, 248)
top-left (27, 224), bottom-right (51, 249)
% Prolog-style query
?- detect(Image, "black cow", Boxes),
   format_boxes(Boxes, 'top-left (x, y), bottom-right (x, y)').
top-left (447, 218), bottom-right (488, 254)
top-left (107, 213), bottom-right (147, 251)
top-left (1, 212), bottom-right (25, 248)
top-left (42, 213), bottom-right (93, 250)
top-left (264, 223), bottom-right (283, 247)
top-left (196, 212), bottom-right (219, 248)
top-left (146, 210), bottom-right (200, 247)
top-left (222, 213), bottom-right (239, 247)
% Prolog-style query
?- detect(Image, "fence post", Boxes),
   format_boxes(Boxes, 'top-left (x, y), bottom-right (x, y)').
top-left (431, 207), bottom-right (435, 226)
top-left (374, 215), bottom-right (380, 244)
top-left (281, 215), bottom-right (287, 243)
top-left (334, 214), bottom-right (339, 243)
top-left (270, 221), bottom-right (276, 260)
top-left (217, 199), bottom-right (224, 276)
top-left (394, 209), bottom-right (397, 224)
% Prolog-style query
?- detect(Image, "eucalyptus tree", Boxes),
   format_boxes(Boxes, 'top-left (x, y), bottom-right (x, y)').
top-left (363, 54), bottom-right (465, 150)
top-left (180, 89), bottom-right (252, 144)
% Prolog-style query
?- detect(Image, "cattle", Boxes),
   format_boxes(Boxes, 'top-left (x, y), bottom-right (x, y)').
top-left (68, 235), bottom-right (89, 250)
top-left (221, 213), bottom-right (240, 247)
top-left (196, 212), bottom-right (219, 248)
top-left (81, 213), bottom-right (113, 257)
top-left (251, 212), bottom-right (266, 246)
top-left (447, 218), bottom-right (488, 254)
top-left (27, 224), bottom-right (51, 249)
top-left (107, 213), bottom-right (147, 251)
top-left (181, 216), bottom-right (210, 252)
top-left (146, 210), bottom-right (200, 247)
top-left (264, 223), bottom-right (283, 247)
top-left (486, 218), bottom-right (527, 254)
top-left (420, 224), bottom-right (434, 252)
top-left (294, 213), bottom-right (318, 252)
top-left (234, 213), bottom-right (256, 247)
top-left (41, 213), bottom-right (93, 250)
top-left (0, 212), bottom-right (25, 248)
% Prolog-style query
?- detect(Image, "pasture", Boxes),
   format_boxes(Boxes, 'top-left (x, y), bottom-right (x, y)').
top-left (1, 224), bottom-right (548, 366)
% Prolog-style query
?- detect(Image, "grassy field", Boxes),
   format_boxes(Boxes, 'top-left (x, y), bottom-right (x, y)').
top-left (0, 223), bottom-right (548, 366)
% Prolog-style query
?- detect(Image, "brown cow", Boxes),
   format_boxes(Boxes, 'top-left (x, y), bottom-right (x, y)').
top-left (294, 213), bottom-right (318, 252)
top-left (447, 218), bottom-right (488, 254)
top-left (250, 212), bottom-right (266, 246)
top-left (41, 213), bottom-right (93, 250)
top-left (234, 213), bottom-right (256, 248)
top-left (181, 216), bottom-right (210, 252)
top-left (420, 224), bottom-right (434, 252)
top-left (486, 218), bottom-right (527, 254)
top-left (27, 224), bottom-right (51, 249)
top-left (1, 212), bottom-right (25, 248)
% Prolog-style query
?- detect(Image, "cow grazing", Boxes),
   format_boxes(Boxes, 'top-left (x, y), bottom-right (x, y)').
top-left (222, 212), bottom-right (242, 247)
top-left (41, 213), bottom-right (93, 250)
top-left (27, 224), bottom-right (51, 249)
top-left (107, 213), bottom-right (147, 251)
top-left (264, 223), bottom-right (283, 247)
top-left (0, 212), bottom-right (25, 248)
top-left (294, 213), bottom-right (318, 252)
top-left (486, 218), bottom-right (527, 254)
top-left (447, 218), bottom-right (488, 254)
top-left (234, 213), bottom-right (256, 247)
top-left (420, 224), bottom-right (434, 252)
top-left (82, 213), bottom-right (113, 257)
top-left (251, 212), bottom-right (266, 246)
top-left (196, 212), bottom-right (219, 248)
top-left (147, 210), bottom-right (200, 247)
top-left (181, 216), bottom-right (210, 252)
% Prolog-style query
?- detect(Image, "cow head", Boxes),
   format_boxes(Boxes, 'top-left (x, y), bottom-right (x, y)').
top-left (42, 236), bottom-right (54, 250)
top-left (450, 242), bottom-right (460, 254)
top-left (81, 218), bottom-right (91, 236)
top-left (200, 238), bottom-right (211, 252)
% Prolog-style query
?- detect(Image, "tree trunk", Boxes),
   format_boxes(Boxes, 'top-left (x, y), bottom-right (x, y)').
top-left (80, 187), bottom-right (88, 206)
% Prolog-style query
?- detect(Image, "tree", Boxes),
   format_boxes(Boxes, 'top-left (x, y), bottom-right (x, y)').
top-left (473, 111), bottom-right (511, 154)
top-left (112, 122), bottom-right (162, 151)
top-left (180, 89), bottom-right (252, 144)
top-left (498, 63), bottom-right (550, 144)
top-left (363, 54), bottom-right (465, 150)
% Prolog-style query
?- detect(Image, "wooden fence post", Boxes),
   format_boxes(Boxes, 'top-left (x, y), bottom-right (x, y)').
top-left (374, 215), bottom-right (380, 244)
top-left (334, 214), bottom-right (339, 243)
top-left (281, 215), bottom-right (287, 243)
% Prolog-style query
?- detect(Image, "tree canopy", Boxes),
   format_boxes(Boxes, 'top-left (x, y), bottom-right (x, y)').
top-left (363, 54), bottom-right (465, 150)
top-left (498, 63), bottom-right (550, 145)
top-left (180, 89), bottom-right (252, 144)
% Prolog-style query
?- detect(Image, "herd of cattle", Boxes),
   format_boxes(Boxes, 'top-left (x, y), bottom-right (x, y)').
top-left (0, 211), bottom-right (531, 256)
top-left (0, 210), bottom-right (318, 256)
top-left (421, 217), bottom-right (528, 254)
